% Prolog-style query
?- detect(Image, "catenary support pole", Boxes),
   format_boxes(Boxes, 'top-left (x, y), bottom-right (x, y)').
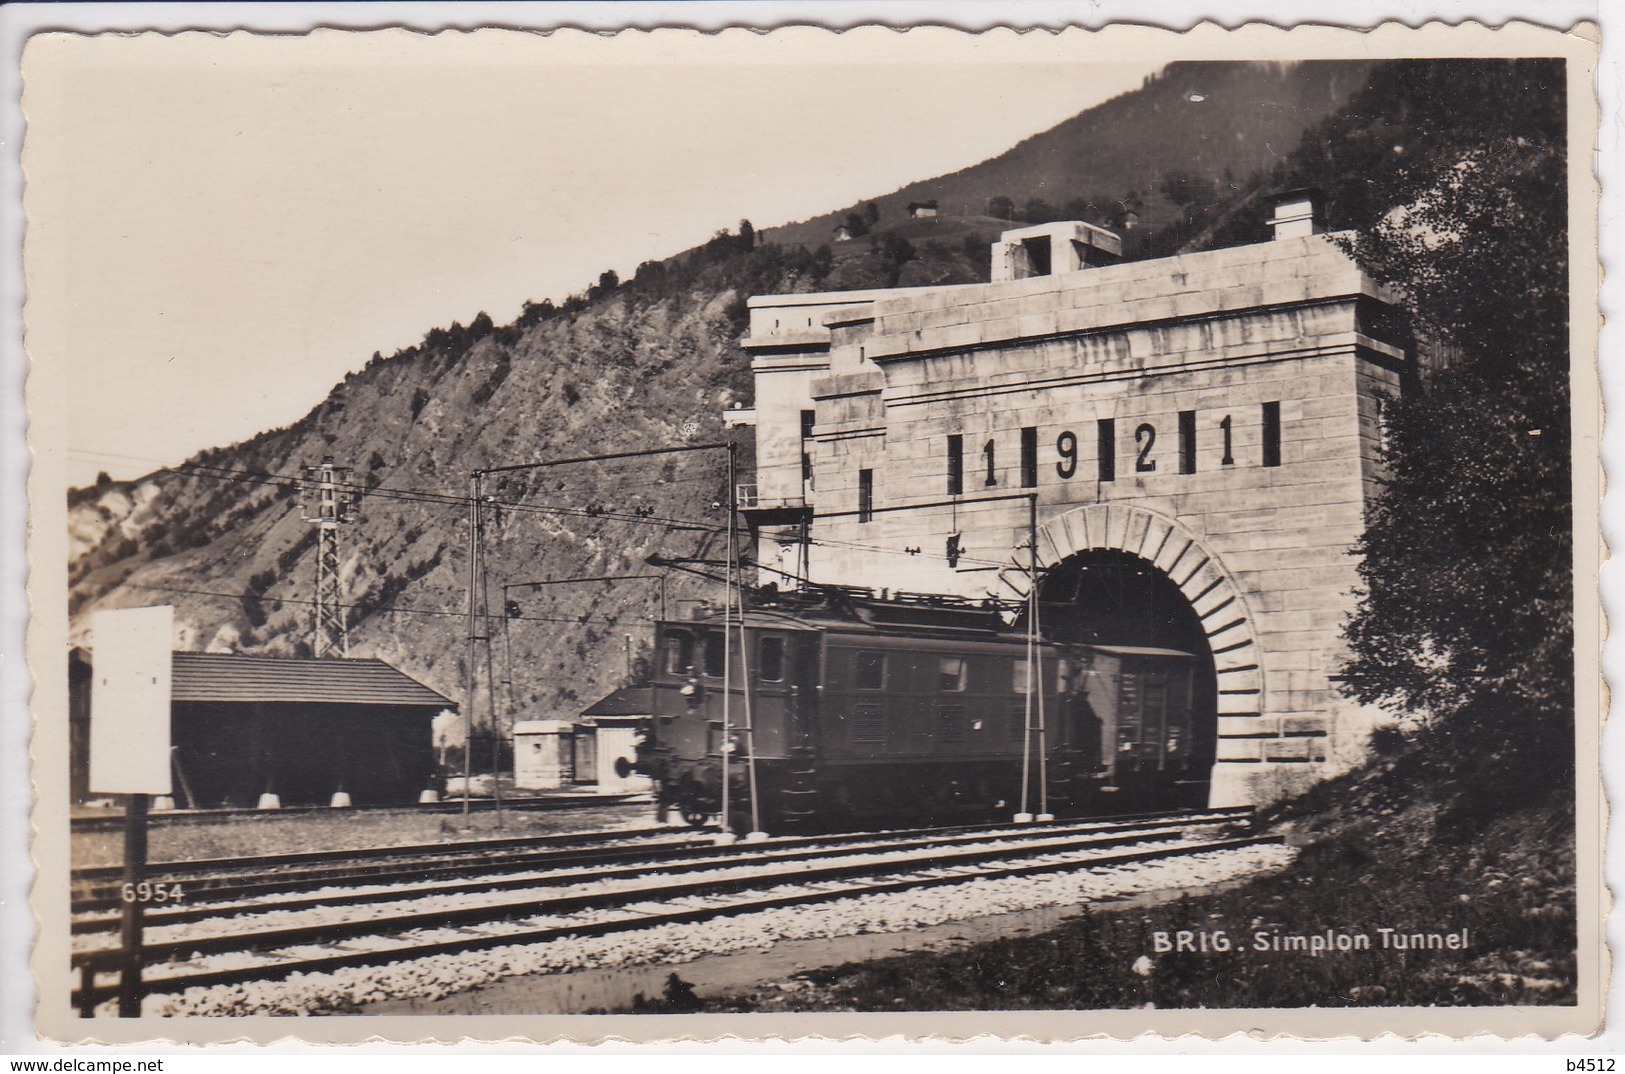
top-left (462, 473), bottom-right (479, 827)
top-left (479, 492), bottom-right (505, 828)
top-left (1032, 494), bottom-right (1052, 822)
top-left (1016, 493), bottom-right (1039, 824)
top-left (718, 445), bottom-right (735, 843)
top-left (732, 453), bottom-right (764, 839)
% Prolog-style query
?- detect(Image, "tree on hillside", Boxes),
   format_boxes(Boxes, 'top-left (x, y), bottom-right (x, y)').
top-left (1159, 170), bottom-right (1218, 216)
top-left (987, 195), bottom-right (1015, 220)
top-left (1021, 198), bottom-right (1056, 224)
top-left (1332, 60), bottom-right (1571, 785)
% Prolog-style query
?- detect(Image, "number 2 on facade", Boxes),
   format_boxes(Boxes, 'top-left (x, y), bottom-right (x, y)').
top-left (1135, 423), bottom-right (1156, 472)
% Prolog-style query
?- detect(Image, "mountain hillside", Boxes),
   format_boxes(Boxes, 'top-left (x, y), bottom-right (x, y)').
top-left (67, 236), bottom-right (797, 720)
top-left (70, 57), bottom-right (1492, 730)
top-left (768, 60), bottom-right (1371, 250)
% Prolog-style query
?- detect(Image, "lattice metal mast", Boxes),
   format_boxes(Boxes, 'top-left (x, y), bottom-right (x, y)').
top-left (300, 456), bottom-right (358, 658)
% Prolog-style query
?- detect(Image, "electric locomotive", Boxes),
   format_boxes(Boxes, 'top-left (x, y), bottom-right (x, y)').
top-left (634, 587), bottom-right (1208, 833)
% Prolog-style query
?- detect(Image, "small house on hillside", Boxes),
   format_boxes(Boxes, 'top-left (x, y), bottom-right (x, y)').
top-left (832, 224), bottom-right (854, 243)
top-left (907, 200), bottom-right (939, 219)
top-left (69, 649), bottom-right (451, 808)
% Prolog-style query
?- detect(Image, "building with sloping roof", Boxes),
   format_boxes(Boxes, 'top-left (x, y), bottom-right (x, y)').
top-left (70, 650), bottom-right (453, 808)
top-left (576, 687), bottom-right (656, 793)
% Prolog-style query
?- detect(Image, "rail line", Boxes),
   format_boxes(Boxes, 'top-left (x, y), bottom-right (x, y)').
top-left (68, 793), bottom-right (645, 833)
top-left (71, 809), bottom-right (1249, 930)
top-left (70, 808), bottom-right (1270, 1013)
top-left (70, 827), bottom-right (711, 912)
top-left (70, 807), bottom-right (1249, 911)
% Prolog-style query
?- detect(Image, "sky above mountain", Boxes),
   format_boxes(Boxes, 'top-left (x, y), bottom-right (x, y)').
top-left (25, 29), bottom-right (1161, 489)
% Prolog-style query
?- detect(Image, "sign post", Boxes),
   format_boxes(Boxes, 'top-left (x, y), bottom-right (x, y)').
top-left (116, 792), bottom-right (149, 1018)
top-left (88, 605), bottom-right (173, 1018)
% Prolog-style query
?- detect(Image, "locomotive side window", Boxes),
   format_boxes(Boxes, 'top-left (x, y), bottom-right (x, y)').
top-left (702, 631), bottom-right (725, 678)
top-left (664, 630), bottom-right (694, 675)
top-left (1014, 657), bottom-right (1069, 693)
top-left (854, 651), bottom-right (887, 690)
top-left (938, 656), bottom-right (968, 692)
top-left (758, 636), bottom-right (785, 682)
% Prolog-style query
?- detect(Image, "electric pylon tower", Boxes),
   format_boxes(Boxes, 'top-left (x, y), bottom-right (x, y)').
top-left (299, 456), bottom-right (358, 658)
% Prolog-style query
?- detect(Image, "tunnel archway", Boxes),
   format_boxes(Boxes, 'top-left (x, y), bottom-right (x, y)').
top-left (990, 504), bottom-right (1263, 807)
top-left (1033, 549), bottom-right (1218, 803)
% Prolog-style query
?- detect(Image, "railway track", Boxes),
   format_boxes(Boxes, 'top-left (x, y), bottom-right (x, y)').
top-left (71, 808), bottom-right (1249, 930)
top-left (70, 808), bottom-right (1276, 1014)
top-left (70, 824), bottom-right (710, 912)
top-left (70, 806), bottom-right (1245, 911)
top-left (68, 793), bottom-right (645, 833)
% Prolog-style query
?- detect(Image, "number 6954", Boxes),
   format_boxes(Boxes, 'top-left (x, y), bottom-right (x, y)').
top-left (120, 881), bottom-right (184, 904)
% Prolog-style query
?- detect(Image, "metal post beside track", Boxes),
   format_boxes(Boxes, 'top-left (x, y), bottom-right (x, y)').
top-left (117, 792), bottom-right (148, 1018)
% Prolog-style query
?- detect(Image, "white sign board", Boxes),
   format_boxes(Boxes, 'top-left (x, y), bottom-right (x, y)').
top-left (89, 605), bottom-right (174, 795)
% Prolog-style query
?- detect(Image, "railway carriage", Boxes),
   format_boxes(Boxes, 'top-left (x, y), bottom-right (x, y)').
top-left (635, 588), bottom-right (1208, 832)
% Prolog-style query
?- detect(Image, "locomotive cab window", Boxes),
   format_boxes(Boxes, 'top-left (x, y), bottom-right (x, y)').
top-left (1015, 656), bottom-right (1069, 693)
top-left (938, 656), bottom-right (968, 692)
top-left (854, 651), bottom-right (887, 690)
top-left (758, 636), bottom-right (785, 682)
top-left (702, 631), bottom-right (726, 678)
top-left (663, 630), bottom-right (694, 675)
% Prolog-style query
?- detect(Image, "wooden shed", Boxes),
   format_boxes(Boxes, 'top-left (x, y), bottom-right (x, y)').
top-left (578, 686), bottom-right (656, 794)
top-left (70, 650), bottom-right (453, 808)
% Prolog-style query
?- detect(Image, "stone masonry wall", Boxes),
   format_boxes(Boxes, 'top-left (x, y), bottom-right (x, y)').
top-left (742, 231), bottom-right (1410, 807)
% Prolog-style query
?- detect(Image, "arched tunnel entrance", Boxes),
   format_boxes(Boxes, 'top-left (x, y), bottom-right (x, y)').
top-left (1030, 549), bottom-right (1219, 808)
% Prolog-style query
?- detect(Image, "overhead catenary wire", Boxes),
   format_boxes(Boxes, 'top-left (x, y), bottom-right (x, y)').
top-left (117, 582), bottom-right (651, 628)
top-left (142, 458), bottom-right (1024, 571)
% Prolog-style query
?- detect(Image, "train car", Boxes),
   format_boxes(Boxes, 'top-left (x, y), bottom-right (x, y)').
top-left (634, 588), bottom-right (1205, 832)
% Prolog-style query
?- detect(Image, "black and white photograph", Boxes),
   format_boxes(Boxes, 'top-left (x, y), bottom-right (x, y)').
top-left (17, 15), bottom-right (1603, 1044)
